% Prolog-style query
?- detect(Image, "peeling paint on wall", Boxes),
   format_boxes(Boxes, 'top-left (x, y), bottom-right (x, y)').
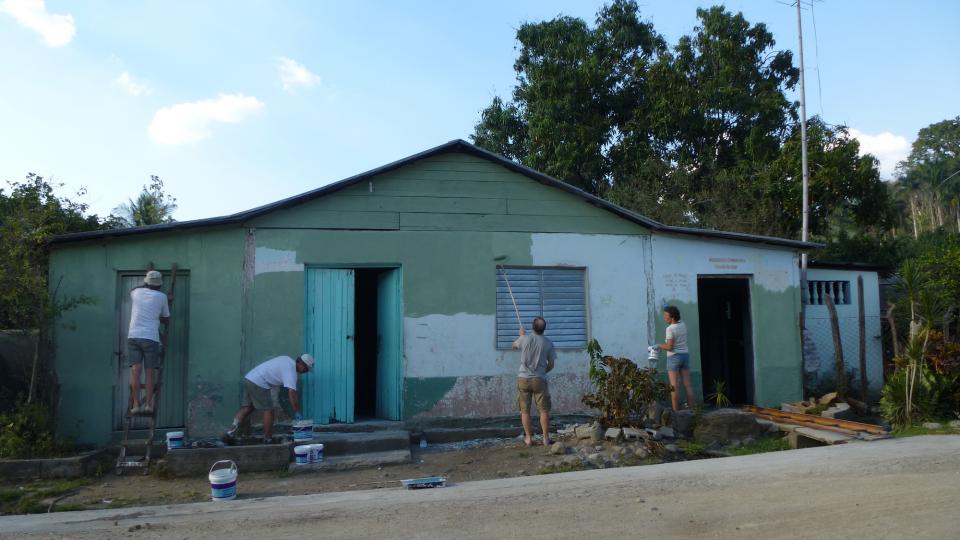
top-left (408, 373), bottom-right (592, 418)
top-left (254, 247), bottom-right (304, 275)
top-left (187, 381), bottom-right (225, 438)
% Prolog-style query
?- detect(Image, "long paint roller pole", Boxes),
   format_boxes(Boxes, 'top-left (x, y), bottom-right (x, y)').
top-left (494, 255), bottom-right (523, 331)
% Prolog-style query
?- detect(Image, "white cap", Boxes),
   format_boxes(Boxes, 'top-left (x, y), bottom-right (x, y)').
top-left (144, 270), bottom-right (163, 286)
top-left (299, 353), bottom-right (315, 369)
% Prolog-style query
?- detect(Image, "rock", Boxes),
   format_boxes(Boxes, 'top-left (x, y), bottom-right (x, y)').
top-left (622, 427), bottom-right (644, 440)
top-left (949, 420), bottom-right (960, 428)
top-left (605, 427), bottom-right (624, 441)
top-left (670, 410), bottom-right (695, 437)
top-left (550, 442), bottom-right (567, 455)
top-left (611, 445), bottom-right (624, 454)
top-left (634, 447), bottom-right (650, 459)
top-left (586, 453), bottom-right (601, 461)
top-left (742, 436), bottom-right (756, 447)
top-left (694, 409), bottom-right (764, 444)
top-left (660, 409), bottom-right (673, 427)
top-left (727, 439), bottom-right (742, 449)
top-left (562, 455), bottom-right (581, 467)
top-left (557, 426), bottom-right (576, 437)
top-left (595, 444), bottom-right (605, 452)
top-left (922, 422), bottom-right (943, 430)
top-left (756, 419), bottom-right (780, 434)
top-left (663, 444), bottom-right (680, 453)
top-left (517, 470), bottom-right (528, 476)
top-left (575, 422), bottom-right (604, 442)
top-left (646, 402), bottom-right (665, 424)
top-left (821, 402), bottom-right (855, 420)
top-left (658, 426), bottom-right (676, 439)
top-left (706, 440), bottom-right (723, 452)
top-left (781, 402), bottom-right (808, 414)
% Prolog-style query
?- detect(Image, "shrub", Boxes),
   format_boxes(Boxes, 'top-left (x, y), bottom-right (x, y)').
top-left (0, 400), bottom-right (72, 459)
top-left (581, 339), bottom-right (672, 428)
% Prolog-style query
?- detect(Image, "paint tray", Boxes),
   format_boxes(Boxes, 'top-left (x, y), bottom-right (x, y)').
top-left (401, 476), bottom-right (447, 489)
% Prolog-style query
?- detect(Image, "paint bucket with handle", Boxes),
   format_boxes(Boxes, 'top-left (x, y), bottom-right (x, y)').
top-left (208, 460), bottom-right (238, 501)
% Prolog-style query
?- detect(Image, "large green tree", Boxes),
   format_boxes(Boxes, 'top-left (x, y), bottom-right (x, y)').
top-left (115, 175), bottom-right (178, 227)
top-left (472, 1), bottom-right (892, 239)
top-left (892, 117), bottom-right (960, 236)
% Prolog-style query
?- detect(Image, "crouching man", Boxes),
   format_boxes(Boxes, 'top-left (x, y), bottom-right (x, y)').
top-left (224, 354), bottom-right (314, 443)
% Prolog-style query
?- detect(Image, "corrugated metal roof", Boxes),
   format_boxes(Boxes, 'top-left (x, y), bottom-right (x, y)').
top-left (51, 139), bottom-right (822, 250)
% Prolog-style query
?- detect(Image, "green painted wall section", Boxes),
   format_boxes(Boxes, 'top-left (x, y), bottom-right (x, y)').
top-left (247, 153), bottom-right (648, 236)
top-left (402, 377), bottom-right (459, 419)
top-left (48, 228), bottom-right (245, 444)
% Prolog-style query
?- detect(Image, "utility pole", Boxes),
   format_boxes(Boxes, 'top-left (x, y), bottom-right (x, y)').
top-left (796, 0), bottom-right (811, 384)
top-left (797, 0), bottom-right (810, 292)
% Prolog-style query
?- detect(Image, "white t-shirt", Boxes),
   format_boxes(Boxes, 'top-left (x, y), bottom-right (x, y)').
top-left (665, 321), bottom-right (688, 356)
top-left (245, 356), bottom-right (299, 391)
top-left (127, 288), bottom-right (170, 343)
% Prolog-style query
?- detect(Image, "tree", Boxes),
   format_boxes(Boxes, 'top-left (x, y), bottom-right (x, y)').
top-left (115, 175), bottom-right (178, 227)
top-left (892, 117), bottom-right (960, 236)
top-left (0, 175), bottom-right (105, 403)
top-left (471, 2), bottom-right (891, 239)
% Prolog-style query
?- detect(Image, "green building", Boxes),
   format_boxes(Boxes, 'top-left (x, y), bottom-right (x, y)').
top-left (50, 140), bottom-right (815, 445)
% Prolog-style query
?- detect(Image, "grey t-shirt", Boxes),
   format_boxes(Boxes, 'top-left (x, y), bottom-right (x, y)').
top-left (666, 321), bottom-right (688, 356)
top-left (517, 334), bottom-right (557, 379)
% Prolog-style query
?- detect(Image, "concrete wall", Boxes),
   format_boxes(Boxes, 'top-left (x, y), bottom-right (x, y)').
top-left (649, 235), bottom-right (803, 407)
top-left (803, 268), bottom-right (884, 396)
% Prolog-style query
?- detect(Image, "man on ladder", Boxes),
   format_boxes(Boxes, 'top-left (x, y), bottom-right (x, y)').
top-left (127, 270), bottom-right (170, 415)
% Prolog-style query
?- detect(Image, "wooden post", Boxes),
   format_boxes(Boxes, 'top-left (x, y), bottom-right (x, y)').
top-left (857, 276), bottom-right (868, 404)
top-left (886, 303), bottom-right (899, 359)
top-left (824, 292), bottom-right (846, 399)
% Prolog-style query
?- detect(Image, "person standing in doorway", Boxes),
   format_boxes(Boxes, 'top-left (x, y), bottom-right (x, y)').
top-left (658, 306), bottom-right (696, 411)
top-left (127, 270), bottom-right (170, 415)
top-left (224, 354), bottom-right (314, 443)
top-left (513, 317), bottom-right (556, 447)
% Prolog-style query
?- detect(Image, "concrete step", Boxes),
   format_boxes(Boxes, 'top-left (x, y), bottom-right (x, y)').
top-left (309, 430), bottom-right (410, 456)
top-left (288, 449), bottom-right (412, 474)
top-left (313, 420), bottom-right (406, 433)
top-left (420, 427), bottom-right (523, 445)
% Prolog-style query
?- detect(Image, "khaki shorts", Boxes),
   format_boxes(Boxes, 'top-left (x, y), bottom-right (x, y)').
top-left (517, 377), bottom-right (551, 414)
top-left (241, 379), bottom-right (280, 411)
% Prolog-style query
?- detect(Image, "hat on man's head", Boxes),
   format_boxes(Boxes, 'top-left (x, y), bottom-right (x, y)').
top-left (299, 353), bottom-right (315, 369)
top-left (144, 270), bottom-right (163, 287)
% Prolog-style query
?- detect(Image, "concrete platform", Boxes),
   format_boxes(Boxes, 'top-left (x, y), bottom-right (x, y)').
top-left (162, 442), bottom-right (291, 476)
top-left (312, 430), bottom-right (410, 456)
top-left (0, 449), bottom-right (113, 480)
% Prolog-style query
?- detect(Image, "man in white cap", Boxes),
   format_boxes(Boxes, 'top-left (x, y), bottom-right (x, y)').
top-left (127, 270), bottom-right (170, 415)
top-left (223, 353), bottom-right (315, 443)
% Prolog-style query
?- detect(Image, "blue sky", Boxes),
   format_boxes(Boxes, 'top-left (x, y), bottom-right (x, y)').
top-left (1, 0), bottom-right (958, 220)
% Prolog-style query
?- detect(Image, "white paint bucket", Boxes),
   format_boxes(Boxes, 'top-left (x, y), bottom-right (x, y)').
top-left (166, 431), bottom-right (185, 450)
top-left (292, 419), bottom-right (314, 442)
top-left (208, 460), bottom-right (238, 501)
top-left (294, 445), bottom-right (311, 465)
top-left (309, 443), bottom-right (324, 463)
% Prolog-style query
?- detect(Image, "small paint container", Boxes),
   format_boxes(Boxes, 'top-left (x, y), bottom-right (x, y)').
top-left (166, 431), bottom-right (185, 450)
top-left (294, 445), bottom-right (312, 465)
top-left (292, 419), bottom-right (314, 442)
top-left (309, 443), bottom-right (324, 463)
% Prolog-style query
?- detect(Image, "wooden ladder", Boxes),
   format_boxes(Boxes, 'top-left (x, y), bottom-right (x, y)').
top-left (116, 263), bottom-right (178, 475)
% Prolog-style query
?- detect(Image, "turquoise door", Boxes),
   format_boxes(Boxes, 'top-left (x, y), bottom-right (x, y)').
top-left (375, 268), bottom-right (403, 420)
top-left (304, 268), bottom-right (355, 424)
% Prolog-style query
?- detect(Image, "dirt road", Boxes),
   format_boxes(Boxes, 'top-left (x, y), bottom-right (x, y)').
top-left (2, 436), bottom-right (959, 539)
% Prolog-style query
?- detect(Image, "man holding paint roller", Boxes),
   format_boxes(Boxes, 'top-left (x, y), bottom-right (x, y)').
top-left (513, 317), bottom-right (556, 447)
top-left (223, 354), bottom-right (314, 444)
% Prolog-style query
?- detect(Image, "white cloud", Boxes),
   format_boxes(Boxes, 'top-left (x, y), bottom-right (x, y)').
top-left (114, 71), bottom-right (152, 96)
top-left (0, 0), bottom-right (75, 47)
top-left (847, 127), bottom-right (911, 179)
top-left (277, 56), bottom-right (321, 92)
top-left (148, 94), bottom-right (265, 145)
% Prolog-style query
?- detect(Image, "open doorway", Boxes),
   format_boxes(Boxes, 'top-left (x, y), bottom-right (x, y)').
top-left (353, 268), bottom-right (403, 421)
top-left (697, 276), bottom-right (755, 405)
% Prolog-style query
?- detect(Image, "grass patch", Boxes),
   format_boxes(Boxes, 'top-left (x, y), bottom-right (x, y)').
top-left (727, 437), bottom-right (790, 456)
top-left (538, 462), bottom-right (584, 475)
top-left (677, 440), bottom-right (707, 458)
top-left (893, 422), bottom-right (960, 438)
top-left (805, 403), bottom-right (828, 416)
top-left (0, 478), bottom-right (91, 515)
top-left (618, 454), bottom-right (661, 467)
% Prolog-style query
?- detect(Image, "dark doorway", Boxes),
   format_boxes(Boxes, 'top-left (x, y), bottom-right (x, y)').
top-left (354, 269), bottom-right (380, 419)
top-left (697, 277), bottom-right (754, 405)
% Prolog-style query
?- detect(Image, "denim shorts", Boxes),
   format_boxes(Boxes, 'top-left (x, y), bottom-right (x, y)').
top-left (127, 338), bottom-right (161, 369)
top-left (667, 352), bottom-right (690, 372)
